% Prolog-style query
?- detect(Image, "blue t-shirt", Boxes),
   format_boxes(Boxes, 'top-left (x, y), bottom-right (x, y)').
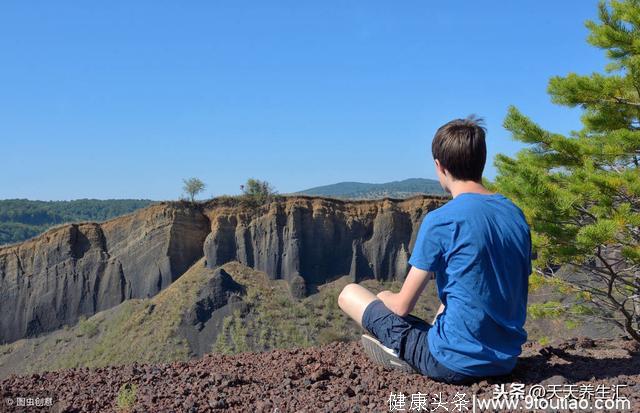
top-left (408, 192), bottom-right (532, 377)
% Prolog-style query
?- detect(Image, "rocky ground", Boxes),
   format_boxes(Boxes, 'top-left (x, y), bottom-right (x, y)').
top-left (1, 336), bottom-right (639, 413)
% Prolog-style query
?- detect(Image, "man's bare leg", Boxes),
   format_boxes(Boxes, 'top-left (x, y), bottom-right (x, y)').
top-left (339, 283), bottom-right (418, 374)
top-left (338, 283), bottom-right (378, 328)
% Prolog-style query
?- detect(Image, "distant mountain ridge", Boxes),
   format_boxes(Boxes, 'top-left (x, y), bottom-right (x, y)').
top-left (294, 178), bottom-right (447, 199)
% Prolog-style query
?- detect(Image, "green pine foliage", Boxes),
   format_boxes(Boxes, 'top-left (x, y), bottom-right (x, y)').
top-left (492, 0), bottom-right (640, 342)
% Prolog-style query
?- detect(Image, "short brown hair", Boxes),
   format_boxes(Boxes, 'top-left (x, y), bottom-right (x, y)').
top-left (431, 115), bottom-right (487, 182)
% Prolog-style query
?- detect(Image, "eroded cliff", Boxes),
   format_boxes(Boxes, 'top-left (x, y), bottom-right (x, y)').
top-left (0, 195), bottom-right (446, 344)
top-left (202, 196), bottom-right (446, 291)
top-left (0, 203), bottom-right (209, 344)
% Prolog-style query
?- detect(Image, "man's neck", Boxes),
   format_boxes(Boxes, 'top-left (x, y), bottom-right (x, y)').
top-left (448, 180), bottom-right (493, 198)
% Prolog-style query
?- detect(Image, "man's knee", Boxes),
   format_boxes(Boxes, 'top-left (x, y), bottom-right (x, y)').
top-left (338, 283), bottom-right (359, 311)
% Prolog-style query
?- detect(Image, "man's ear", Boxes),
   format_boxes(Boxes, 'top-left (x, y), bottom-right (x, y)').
top-left (434, 159), bottom-right (446, 176)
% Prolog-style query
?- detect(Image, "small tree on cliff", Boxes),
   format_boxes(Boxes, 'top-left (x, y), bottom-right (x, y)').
top-left (182, 177), bottom-right (206, 202)
top-left (241, 178), bottom-right (277, 205)
top-left (492, 0), bottom-right (640, 341)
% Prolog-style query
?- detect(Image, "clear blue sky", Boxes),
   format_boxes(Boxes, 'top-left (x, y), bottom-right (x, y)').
top-left (1, 1), bottom-right (606, 201)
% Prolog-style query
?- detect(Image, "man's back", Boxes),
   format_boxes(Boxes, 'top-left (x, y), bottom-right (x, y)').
top-left (408, 192), bottom-right (532, 376)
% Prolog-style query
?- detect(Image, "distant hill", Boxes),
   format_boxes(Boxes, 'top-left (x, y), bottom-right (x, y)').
top-left (293, 178), bottom-right (447, 200)
top-left (0, 199), bottom-right (155, 245)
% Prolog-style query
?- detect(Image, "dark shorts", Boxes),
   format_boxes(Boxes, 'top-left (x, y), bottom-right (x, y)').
top-left (361, 299), bottom-right (475, 384)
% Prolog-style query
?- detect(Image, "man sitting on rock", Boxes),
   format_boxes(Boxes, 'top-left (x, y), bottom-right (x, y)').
top-left (338, 116), bottom-right (532, 384)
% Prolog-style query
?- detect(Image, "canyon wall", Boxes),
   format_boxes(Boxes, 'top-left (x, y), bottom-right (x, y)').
top-left (202, 196), bottom-right (445, 290)
top-left (0, 203), bottom-right (209, 344)
top-left (0, 195), bottom-right (446, 344)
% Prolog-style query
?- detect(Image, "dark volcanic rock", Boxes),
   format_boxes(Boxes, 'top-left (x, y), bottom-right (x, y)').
top-left (185, 268), bottom-right (245, 329)
top-left (0, 203), bottom-right (210, 344)
top-left (1, 337), bottom-right (638, 412)
top-left (179, 268), bottom-right (247, 356)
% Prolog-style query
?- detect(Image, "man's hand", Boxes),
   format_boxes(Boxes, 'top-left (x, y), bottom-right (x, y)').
top-left (376, 290), bottom-right (405, 316)
top-left (432, 303), bottom-right (445, 324)
top-left (375, 267), bottom-right (434, 317)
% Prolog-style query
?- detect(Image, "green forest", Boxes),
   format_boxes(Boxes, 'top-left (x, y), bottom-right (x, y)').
top-left (0, 199), bottom-right (154, 246)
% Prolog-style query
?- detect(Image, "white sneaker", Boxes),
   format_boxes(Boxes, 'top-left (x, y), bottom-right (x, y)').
top-left (360, 334), bottom-right (418, 374)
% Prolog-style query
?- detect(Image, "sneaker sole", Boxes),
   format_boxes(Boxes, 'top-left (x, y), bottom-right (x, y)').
top-left (360, 334), bottom-right (418, 374)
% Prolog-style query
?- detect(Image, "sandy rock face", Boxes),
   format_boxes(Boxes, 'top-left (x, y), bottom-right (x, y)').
top-left (203, 196), bottom-right (444, 291)
top-left (0, 203), bottom-right (210, 344)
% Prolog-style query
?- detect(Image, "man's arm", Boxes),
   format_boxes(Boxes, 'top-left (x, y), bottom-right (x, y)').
top-left (376, 266), bottom-right (434, 317)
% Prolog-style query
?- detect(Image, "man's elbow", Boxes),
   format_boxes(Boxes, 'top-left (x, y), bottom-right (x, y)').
top-left (391, 302), bottom-right (411, 317)
top-left (395, 309), bottom-right (410, 317)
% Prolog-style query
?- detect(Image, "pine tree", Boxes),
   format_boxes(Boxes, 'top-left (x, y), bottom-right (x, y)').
top-left (493, 0), bottom-right (640, 341)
